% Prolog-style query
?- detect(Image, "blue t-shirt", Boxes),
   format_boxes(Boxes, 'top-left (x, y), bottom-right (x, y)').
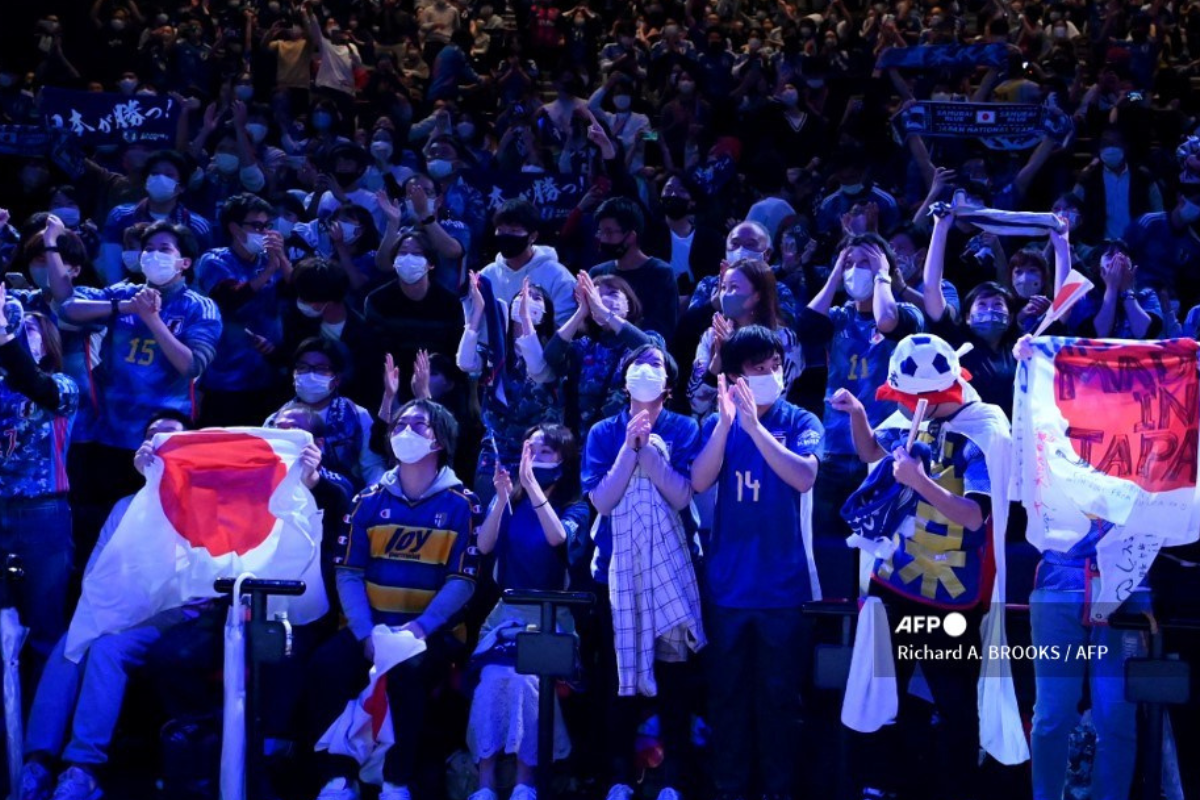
top-left (701, 400), bottom-right (823, 608)
top-left (0, 370), bottom-right (78, 500)
top-left (801, 302), bottom-right (923, 458)
top-left (85, 280), bottom-right (222, 450)
top-left (336, 472), bottom-right (483, 629)
top-left (582, 407), bottom-right (700, 583)
top-left (871, 411), bottom-right (992, 609)
top-left (493, 495), bottom-right (590, 592)
top-left (195, 247), bottom-right (285, 392)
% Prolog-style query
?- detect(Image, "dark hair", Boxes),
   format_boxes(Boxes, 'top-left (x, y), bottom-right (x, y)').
top-left (141, 408), bottom-right (194, 440)
top-left (1009, 248), bottom-right (1048, 282)
top-left (219, 192), bottom-right (274, 232)
top-left (293, 336), bottom-right (347, 376)
top-left (841, 232), bottom-right (897, 274)
top-left (293, 257), bottom-right (350, 303)
top-left (514, 422), bottom-right (581, 505)
top-left (141, 221), bottom-right (198, 260)
top-left (510, 283), bottom-right (557, 343)
top-left (720, 324), bottom-right (784, 376)
top-left (392, 399), bottom-right (458, 468)
top-left (618, 343), bottom-right (679, 394)
top-left (596, 196), bottom-right (645, 239)
top-left (26, 312), bottom-right (64, 373)
top-left (727, 258), bottom-right (780, 330)
top-left (272, 402), bottom-right (328, 438)
top-left (22, 229), bottom-right (88, 270)
top-left (387, 230), bottom-right (437, 263)
top-left (593, 274), bottom-right (643, 325)
top-left (332, 203), bottom-right (381, 253)
top-left (963, 281), bottom-right (1015, 316)
top-left (145, 149), bottom-right (190, 179)
top-left (493, 198), bottom-right (539, 233)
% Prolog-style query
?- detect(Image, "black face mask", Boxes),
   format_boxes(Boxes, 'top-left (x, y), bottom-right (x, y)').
top-left (661, 196), bottom-right (691, 220)
top-left (496, 232), bottom-right (531, 259)
top-left (597, 237), bottom-right (630, 260)
top-left (334, 170), bottom-right (360, 188)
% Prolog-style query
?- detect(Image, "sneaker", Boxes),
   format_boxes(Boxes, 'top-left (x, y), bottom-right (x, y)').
top-left (606, 784), bottom-right (635, 800)
top-left (656, 788), bottom-right (681, 800)
top-left (49, 767), bottom-right (102, 800)
top-left (20, 761), bottom-right (54, 800)
top-left (380, 783), bottom-right (412, 800)
top-left (315, 777), bottom-right (360, 800)
top-left (510, 785), bottom-right (537, 800)
top-left (467, 789), bottom-right (498, 800)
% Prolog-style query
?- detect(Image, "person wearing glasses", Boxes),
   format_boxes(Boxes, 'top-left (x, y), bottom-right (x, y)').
top-left (195, 192), bottom-right (294, 426)
top-left (266, 337), bottom-right (385, 491)
top-left (308, 399), bottom-right (481, 800)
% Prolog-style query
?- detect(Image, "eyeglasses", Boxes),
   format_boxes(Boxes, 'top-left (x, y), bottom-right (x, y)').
top-left (242, 220), bottom-right (269, 232)
top-left (294, 364), bottom-right (335, 376)
top-left (394, 418), bottom-right (431, 436)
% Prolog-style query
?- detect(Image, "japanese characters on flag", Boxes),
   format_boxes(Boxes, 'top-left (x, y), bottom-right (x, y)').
top-left (1012, 338), bottom-right (1200, 619)
top-left (64, 428), bottom-right (328, 662)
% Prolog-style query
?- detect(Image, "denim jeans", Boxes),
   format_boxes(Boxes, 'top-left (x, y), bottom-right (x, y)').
top-left (0, 496), bottom-right (72, 666)
top-left (26, 607), bottom-right (190, 766)
top-left (1030, 587), bottom-right (1149, 800)
top-left (705, 605), bottom-right (809, 796)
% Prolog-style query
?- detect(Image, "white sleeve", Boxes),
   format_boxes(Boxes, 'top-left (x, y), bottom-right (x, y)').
top-left (514, 333), bottom-right (552, 383)
top-left (457, 327), bottom-right (483, 374)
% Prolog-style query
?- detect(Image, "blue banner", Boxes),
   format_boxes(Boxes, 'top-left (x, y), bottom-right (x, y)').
top-left (41, 88), bottom-right (179, 146)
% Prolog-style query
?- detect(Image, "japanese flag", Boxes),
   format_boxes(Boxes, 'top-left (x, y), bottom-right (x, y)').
top-left (975, 109), bottom-right (996, 124)
top-left (65, 428), bottom-right (329, 662)
top-left (1034, 269), bottom-right (1094, 335)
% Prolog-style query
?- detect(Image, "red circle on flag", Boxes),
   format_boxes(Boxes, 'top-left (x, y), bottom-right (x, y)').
top-left (158, 431), bottom-right (287, 556)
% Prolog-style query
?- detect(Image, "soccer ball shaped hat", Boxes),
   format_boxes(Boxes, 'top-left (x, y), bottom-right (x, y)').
top-left (875, 333), bottom-right (973, 410)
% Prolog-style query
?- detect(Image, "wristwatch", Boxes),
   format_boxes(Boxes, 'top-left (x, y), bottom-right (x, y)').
top-left (1121, 290), bottom-right (1136, 301)
top-left (418, 214), bottom-right (436, 226)
top-left (874, 273), bottom-right (892, 285)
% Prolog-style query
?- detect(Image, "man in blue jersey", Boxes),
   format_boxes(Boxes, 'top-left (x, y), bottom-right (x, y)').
top-left (799, 233), bottom-right (923, 600)
top-left (691, 325), bottom-right (823, 800)
top-left (195, 192), bottom-right (292, 426)
top-left (97, 150), bottom-right (214, 285)
top-left (59, 221), bottom-right (222, 513)
top-left (0, 289), bottom-right (79, 682)
top-left (307, 399), bottom-right (481, 800)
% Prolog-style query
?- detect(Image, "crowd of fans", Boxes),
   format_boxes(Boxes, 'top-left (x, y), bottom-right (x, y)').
top-left (2, 0), bottom-right (1200, 799)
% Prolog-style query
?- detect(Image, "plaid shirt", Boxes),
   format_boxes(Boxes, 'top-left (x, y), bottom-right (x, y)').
top-left (607, 435), bottom-right (706, 697)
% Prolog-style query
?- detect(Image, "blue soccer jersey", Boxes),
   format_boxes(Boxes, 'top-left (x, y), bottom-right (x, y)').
top-left (336, 470), bottom-right (482, 630)
top-left (701, 400), bottom-right (823, 609)
top-left (871, 413), bottom-right (992, 609)
top-left (0, 368), bottom-right (78, 500)
top-left (86, 281), bottom-right (222, 450)
top-left (195, 248), bottom-right (285, 392)
top-left (802, 303), bottom-right (923, 458)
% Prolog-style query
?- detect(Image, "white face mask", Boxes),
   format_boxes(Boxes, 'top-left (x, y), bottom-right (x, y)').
top-left (726, 246), bottom-right (764, 264)
top-left (370, 140), bottom-right (393, 161)
top-left (1180, 198), bottom-right (1200, 225)
top-left (391, 428), bottom-right (436, 464)
top-left (745, 369), bottom-right (784, 406)
top-left (140, 250), bottom-right (180, 285)
top-left (244, 232), bottom-right (266, 256)
top-left (51, 206), bottom-right (80, 227)
top-left (1012, 273), bottom-right (1042, 299)
top-left (294, 372), bottom-right (335, 404)
top-left (339, 221), bottom-right (360, 243)
top-left (30, 265), bottom-right (50, 291)
top-left (626, 363), bottom-right (667, 402)
top-left (603, 291), bottom-right (629, 319)
top-left (393, 253), bottom-right (429, 284)
top-left (296, 299), bottom-right (327, 319)
top-left (214, 153), bottom-right (239, 174)
top-left (145, 174), bottom-right (178, 202)
top-left (122, 249), bottom-right (142, 272)
top-left (510, 296), bottom-right (546, 325)
top-left (613, 94), bottom-right (632, 111)
top-left (246, 123), bottom-right (268, 144)
top-left (843, 266), bottom-right (874, 300)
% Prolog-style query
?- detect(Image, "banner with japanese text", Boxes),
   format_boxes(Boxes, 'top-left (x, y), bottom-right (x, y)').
top-left (42, 88), bottom-right (179, 146)
top-left (1012, 338), bottom-right (1200, 618)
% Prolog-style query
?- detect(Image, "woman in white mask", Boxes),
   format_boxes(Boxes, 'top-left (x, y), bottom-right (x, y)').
top-left (468, 423), bottom-right (588, 800)
top-left (581, 343), bottom-right (704, 800)
top-left (544, 272), bottom-right (659, 432)
top-left (689, 259), bottom-right (803, 416)
top-left (265, 338), bottom-right (383, 489)
top-left (458, 271), bottom-right (564, 503)
top-left (291, 203), bottom-right (379, 296)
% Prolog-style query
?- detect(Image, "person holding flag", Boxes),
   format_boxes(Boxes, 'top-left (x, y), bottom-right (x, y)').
top-left (307, 399), bottom-right (482, 800)
top-left (832, 331), bottom-right (1021, 799)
